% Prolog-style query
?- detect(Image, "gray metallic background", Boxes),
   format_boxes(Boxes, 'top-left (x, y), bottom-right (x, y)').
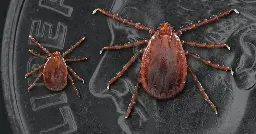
top-left (1, 0), bottom-right (256, 133)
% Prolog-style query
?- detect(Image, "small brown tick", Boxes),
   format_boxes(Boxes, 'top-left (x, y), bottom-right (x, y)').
top-left (25, 35), bottom-right (88, 97)
top-left (93, 8), bottom-right (239, 118)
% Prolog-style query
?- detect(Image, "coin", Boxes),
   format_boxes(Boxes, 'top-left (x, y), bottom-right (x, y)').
top-left (2, 0), bottom-right (256, 133)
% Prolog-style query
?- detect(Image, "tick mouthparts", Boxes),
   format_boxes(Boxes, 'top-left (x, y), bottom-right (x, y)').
top-left (107, 84), bottom-right (110, 90)
top-left (215, 111), bottom-right (218, 115)
top-left (92, 8), bottom-right (99, 14)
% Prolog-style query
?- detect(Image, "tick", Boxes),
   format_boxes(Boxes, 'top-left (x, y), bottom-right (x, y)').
top-left (93, 8), bottom-right (239, 118)
top-left (25, 35), bottom-right (88, 97)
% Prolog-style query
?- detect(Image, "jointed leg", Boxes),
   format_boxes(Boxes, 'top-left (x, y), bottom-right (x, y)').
top-left (27, 72), bottom-right (43, 91)
top-left (92, 8), bottom-right (155, 34)
top-left (125, 82), bottom-right (139, 119)
top-left (100, 40), bottom-right (148, 54)
top-left (186, 52), bottom-right (233, 75)
top-left (182, 40), bottom-right (230, 50)
top-left (68, 74), bottom-right (81, 98)
top-left (67, 65), bottom-right (84, 83)
top-left (29, 35), bottom-right (52, 57)
top-left (28, 49), bottom-right (48, 59)
top-left (107, 49), bottom-right (144, 89)
top-left (176, 9), bottom-right (239, 36)
top-left (25, 64), bottom-right (45, 78)
top-left (65, 57), bottom-right (88, 62)
top-left (188, 66), bottom-right (217, 114)
top-left (62, 37), bottom-right (86, 57)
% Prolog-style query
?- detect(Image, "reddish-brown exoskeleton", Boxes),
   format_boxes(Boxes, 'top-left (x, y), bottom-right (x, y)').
top-left (25, 35), bottom-right (88, 97)
top-left (93, 8), bottom-right (239, 118)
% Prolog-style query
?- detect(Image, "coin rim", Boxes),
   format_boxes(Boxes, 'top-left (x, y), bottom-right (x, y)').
top-left (1, 0), bottom-right (27, 133)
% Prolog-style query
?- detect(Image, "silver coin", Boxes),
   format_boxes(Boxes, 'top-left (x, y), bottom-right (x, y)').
top-left (2, 0), bottom-right (256, 133)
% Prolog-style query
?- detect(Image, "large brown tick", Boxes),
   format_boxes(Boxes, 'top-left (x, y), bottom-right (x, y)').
top-left (93, 8), bottom-right (239, 118)
top-left (25, 35), bottom-right (88, 98)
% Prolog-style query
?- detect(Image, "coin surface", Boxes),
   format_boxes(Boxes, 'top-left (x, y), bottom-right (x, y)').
top-left (2, 0), bottom-right (256, 133)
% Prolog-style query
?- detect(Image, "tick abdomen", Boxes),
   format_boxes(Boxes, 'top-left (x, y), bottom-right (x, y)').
top-left (43, 57), bottom-right (68, 91)
top-left (140, 32), bottom-right (187, 99)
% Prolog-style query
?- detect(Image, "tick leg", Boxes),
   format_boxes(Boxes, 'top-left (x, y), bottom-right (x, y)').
top-left (65, 57), bottom-right (88, 62)
top-left (188, 66), bottom-right (217, 114)
top-left (182, 40), bottom-right (230, 50)
top-left (28, 49), bottom-right (48, 59)
top-left (25, 64), bottom-right (45, 78)
top-left (107, 49), bottom-right (144, 89)
top-left (62, 37), bottom-right (86, 57)
top-left (29, 35), bottom-right (52, 57)
top-left (27, 72), bottom-right (43, 91)
top-left (186, 52), bottom-right (233, 75)
top-left (68, 74), bottom-right (81, 98)
top-left (100, 40), bottom-right (148, 54)
top-left (125, 83), bottom-right (139, 119)
top-left (176, 9), bottom-right (239, 36)
top-left (92, 8), bottom-right (155, 34)
top-left (67, 65), bottom-right (84, 83)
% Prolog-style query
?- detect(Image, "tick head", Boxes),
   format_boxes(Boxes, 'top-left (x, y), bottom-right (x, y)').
top-left (159, 22), bottom-right (173, 35)
top-left (53, 51), bottom-right (61, 56)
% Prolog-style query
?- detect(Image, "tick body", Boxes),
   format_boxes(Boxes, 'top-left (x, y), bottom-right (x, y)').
top-left (25, 35), bottom-right (88, 97)
top-left (140, 24), bottom-right (187, 99)
top-left (43, 52), bottom-right (68, 91)
top-left (93, 8), bottom-right (239, 118)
